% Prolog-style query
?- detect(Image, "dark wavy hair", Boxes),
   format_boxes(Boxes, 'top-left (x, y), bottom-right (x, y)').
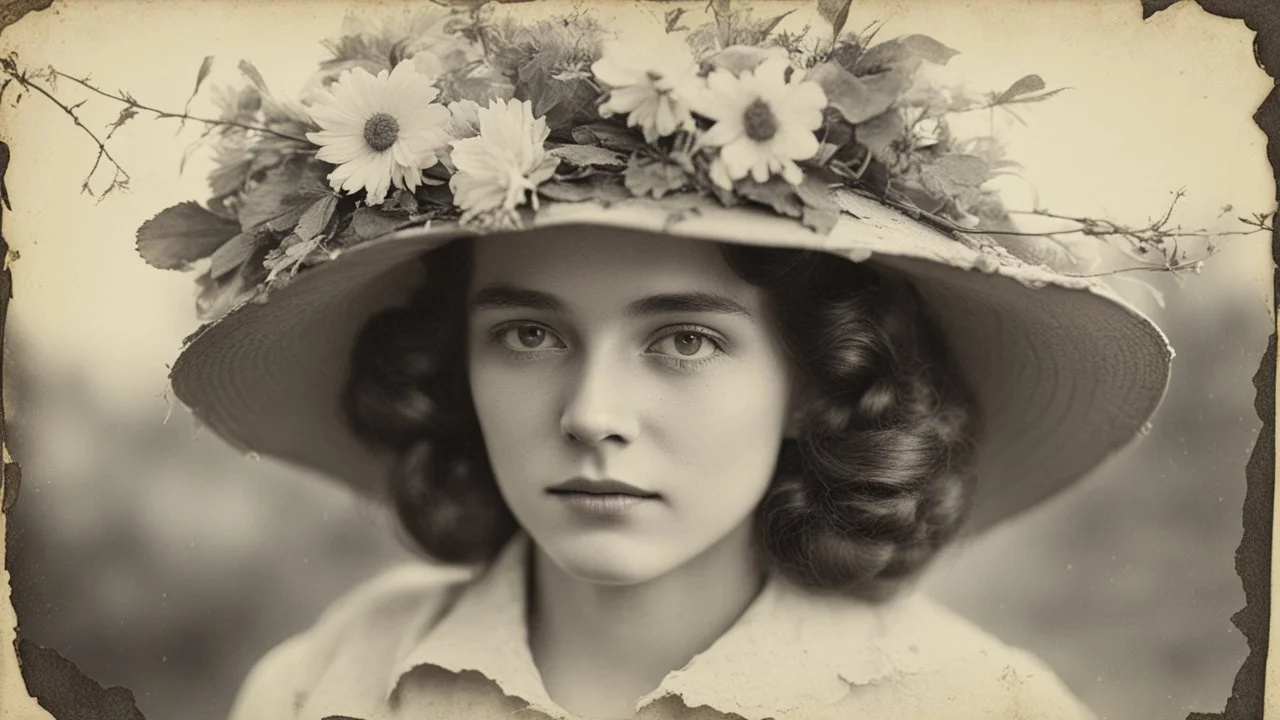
top-left (342, 237), bottom-right (980, 600)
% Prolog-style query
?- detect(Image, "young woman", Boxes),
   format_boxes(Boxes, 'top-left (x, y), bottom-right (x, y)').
top-left (121, 3), bottom-right (1177, 718)
top-left (215, 222), bottom-right (1122, 720)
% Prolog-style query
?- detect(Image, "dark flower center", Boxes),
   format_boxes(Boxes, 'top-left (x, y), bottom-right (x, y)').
top-left (363, 112), bottom-right (400, 152)
top-left (742, 98), bottom-right (778, 142)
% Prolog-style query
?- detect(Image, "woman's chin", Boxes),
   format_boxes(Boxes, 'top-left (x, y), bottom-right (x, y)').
top-left (536, 534), bottom-right (678, 587)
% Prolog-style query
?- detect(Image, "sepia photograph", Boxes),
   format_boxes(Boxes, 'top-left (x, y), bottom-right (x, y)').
top-left (0, 1), bottom-right (1274, 718)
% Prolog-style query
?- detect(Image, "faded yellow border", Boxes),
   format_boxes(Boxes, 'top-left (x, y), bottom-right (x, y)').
top-left (0, 1), bottom-right (1273, 718)
top-left (1, 0), bottom-right (53, 711)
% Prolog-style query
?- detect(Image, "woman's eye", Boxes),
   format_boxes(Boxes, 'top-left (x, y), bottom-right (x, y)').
top-left (648, 330), bottom-right (720, 361)
top-left (498, 324), bottom-right (564, 352)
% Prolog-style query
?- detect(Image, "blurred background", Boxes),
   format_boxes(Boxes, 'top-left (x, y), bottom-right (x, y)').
top-left (1, 1), bottom-right (1273, 719)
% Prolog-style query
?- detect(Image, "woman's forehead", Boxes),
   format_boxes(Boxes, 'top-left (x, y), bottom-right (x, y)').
top-left (468, 228), bottom-right (756, 302)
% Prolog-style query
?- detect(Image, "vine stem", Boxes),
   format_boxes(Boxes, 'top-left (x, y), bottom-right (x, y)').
top-left (1055, 247), bottom-right (1220, 278)
top-left (1004, 208), bottom-right (1273, 240)
top-left (52, 70), bottom-right (310, 143)
top-left (6, 67), bottom-right (129, 196)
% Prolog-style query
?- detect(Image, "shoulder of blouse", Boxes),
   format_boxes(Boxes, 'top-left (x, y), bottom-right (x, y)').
top-left (860, 594), bottom-right (1098, 720)
top-left (225, 561), bottom-right (478, 720)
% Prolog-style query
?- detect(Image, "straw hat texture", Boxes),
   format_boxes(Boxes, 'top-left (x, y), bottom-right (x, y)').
top-left (170, 189), bottom-right (1172, 533)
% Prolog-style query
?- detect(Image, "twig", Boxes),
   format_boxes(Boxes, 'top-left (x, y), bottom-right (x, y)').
top-left (52, 70), bottom-right (309, 143)
top-left (1008, 208), bottom-right (1272, 242)
top-left (4, 63), bottom-right (129, 197)
top-left (1056, 245), bottom-right (1221, 278)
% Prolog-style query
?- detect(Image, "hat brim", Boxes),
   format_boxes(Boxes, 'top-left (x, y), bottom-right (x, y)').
top-left (170, 191), bottom-right (1172, 533)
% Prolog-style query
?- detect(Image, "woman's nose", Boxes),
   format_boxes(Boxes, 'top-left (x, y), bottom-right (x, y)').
top-left (559, 352), bottom-right (639, 447)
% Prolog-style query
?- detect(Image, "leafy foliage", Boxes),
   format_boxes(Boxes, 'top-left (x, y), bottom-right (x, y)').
top-left (482, 13), bottom-right (605, 134)
top-left (136, 203), bottom-right (241, 270)
top-left (4, 0), bottom-right (1266, 325)
top-left (624, 158), bottom-right (690, 199)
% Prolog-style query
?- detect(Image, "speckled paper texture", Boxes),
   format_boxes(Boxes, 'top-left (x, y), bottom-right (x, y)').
top-left (0, 1), bottom-right (1273, 718)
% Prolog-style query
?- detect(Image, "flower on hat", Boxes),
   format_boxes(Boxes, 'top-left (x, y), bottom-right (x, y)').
top-left (448, 98), bottom-right (560, 223)
top-left (305, 60), bottom-right (450, 206)
top-left (592, 37), bottom-right (700, 144)
top-left (692, 56), bottom-right (827, 189)
top-left (445, 100), bottom-right (482, 141)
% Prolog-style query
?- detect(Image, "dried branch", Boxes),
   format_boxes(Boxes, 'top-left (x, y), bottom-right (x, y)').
top-left (0, 55), bottom-right (129, 198)
top-left (50, 70), bottom-right (309, 143)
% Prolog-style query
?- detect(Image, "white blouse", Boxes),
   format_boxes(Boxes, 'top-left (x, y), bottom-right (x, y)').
top-left (228, 533), bottom-right (1097, 720)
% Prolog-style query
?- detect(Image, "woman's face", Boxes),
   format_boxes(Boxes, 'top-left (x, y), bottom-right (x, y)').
top-left (466, 228), bottom-right (796, 585)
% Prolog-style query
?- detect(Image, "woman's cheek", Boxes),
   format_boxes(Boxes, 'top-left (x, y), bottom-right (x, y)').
top-left (664, 365), bottom-right (790, 474)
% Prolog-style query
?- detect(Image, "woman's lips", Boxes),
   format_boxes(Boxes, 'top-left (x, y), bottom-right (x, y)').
top-left (550, 492), bottom-right (656, 517)
top-left (546, 477), bottom-right (660, 497)
top-left (546, 478), bottom-right (661, 518)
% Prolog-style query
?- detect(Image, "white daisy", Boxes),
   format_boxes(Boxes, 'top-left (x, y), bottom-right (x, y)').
top-left (591, 37), bottom-right (700, 143)
top-left (691, 56), bottom-right (827, 188)
top-left (449, 99), bottom-right (560, 222)
top-left (305, 60), bottom-right (450, 206)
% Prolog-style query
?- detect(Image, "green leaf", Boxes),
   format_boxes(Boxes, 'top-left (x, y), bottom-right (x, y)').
top-left (499, 15), bottom-right (605, 131)
top-left (352, 207), bottom-right (415, 241)
top-left (997, 74), bottom-right (1044, 103)
top-left (537, 181), bottom-right (601, 203)
top-left (320, 32), bottom-right (396, 73)
top-left (736, 178), bottom-right (803, 218)
top-left (549, 144), bottom-right (628, 169)
top-left (183, 55), bottom-right (215, 114)
top-left (238, 59), bottom-right (270, 95)
top-left (854, 109), bottom-right (902, 157)
top-left (900, 35), bottom-right (959, 65)
top-left (806, 61), bottom-right (911, 124)
top-left (208, 231), bottom-right (267, 279)
top-left (624, 158), bottom-right (689, 199)
top-left (817, 0), bottom-right (854, 39)
top-left (136, 202), bottom-right (241, 270)
top-left (992, 74), bottom-right (1070, 105)
top-left (238, 159), bottom-right (331, 232)
top-left (294, 194), bottom-right (339, 241)
top-left (537, 176), bottom-right (631, 204)
top-left (854, 34), bottom-right (957, 75)
top-left (571, 123), bottom-right (647, 153)
top-left (195, 261), bottom-right (264, 321)
top-left (264, 230), bottom-right (333, 284)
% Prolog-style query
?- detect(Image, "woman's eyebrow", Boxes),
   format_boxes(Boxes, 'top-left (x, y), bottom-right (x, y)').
top-left (626, 292), bottom-right (753, 319)
top-left (470, 284), bottom-right (563, 312)
top-left (469, 285), bottom-right (752, 319)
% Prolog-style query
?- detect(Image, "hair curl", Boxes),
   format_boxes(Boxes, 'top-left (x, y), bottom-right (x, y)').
top-left (343, 239), bottom-right (980, 598)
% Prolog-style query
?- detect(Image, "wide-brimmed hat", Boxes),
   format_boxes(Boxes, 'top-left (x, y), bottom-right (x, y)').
top-left (168, 189), bottom-right (1171, 533)
top-left (135, 2), bottom-right (1176, 534)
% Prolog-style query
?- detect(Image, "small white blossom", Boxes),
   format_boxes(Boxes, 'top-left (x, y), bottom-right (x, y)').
top-left (591, 37), bottom-right (701, 143)
top-left (448, 99), bottom-right (560, 222)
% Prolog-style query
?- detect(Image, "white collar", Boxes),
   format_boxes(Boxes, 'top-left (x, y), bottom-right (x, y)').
top-left (386, 533), bottom-right (934, 719)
